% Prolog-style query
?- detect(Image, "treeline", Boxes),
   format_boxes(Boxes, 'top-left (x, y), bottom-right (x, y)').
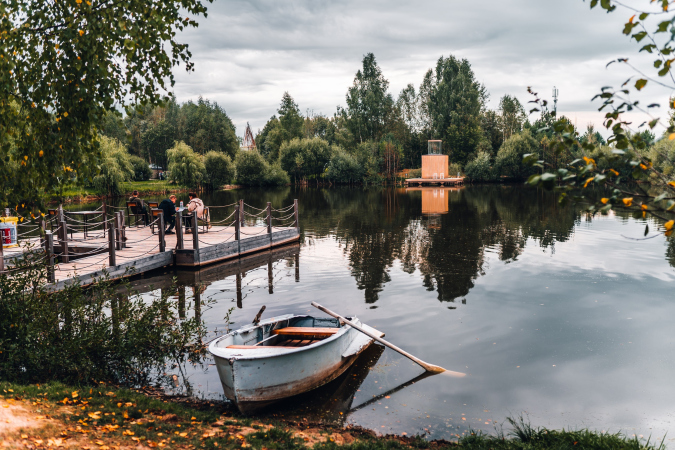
top-left (98, 52), bottom-right (671, 188)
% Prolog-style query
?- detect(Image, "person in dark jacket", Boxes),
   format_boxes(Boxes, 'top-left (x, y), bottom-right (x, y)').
top-left (158, 195), bottom-right (177, 234)
top-left (129, 190), bottom-right (149, 225)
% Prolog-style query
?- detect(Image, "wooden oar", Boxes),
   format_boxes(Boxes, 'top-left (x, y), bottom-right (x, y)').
top-left (311, 302), bottom-right (465, 377)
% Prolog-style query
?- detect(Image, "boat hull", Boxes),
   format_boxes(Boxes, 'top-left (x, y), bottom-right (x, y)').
top-left (209, 315), bottom-right (382, 413)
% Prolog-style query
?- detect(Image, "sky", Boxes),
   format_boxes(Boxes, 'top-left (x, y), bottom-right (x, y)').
top-left (169, 0), bottom-right (674, 139)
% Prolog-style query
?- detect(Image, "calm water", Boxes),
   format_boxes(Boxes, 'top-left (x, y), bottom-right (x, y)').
top-left (72, 185), bottom-right (675, 442)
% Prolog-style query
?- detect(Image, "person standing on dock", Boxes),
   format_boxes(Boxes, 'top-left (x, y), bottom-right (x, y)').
top-left (185, 192), bottom-right (206, 233)
top-left (159, 194), bottom-right (177, 235)
top-left (129, 190), bottom-right (149, 225)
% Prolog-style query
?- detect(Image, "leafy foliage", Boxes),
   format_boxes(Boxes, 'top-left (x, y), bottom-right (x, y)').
top-left (129, 155), bottom-right (152, 181)
top-left (0, 0), bottom-right (212, 209)
top-left (464, 150), bottom-right (496, 182)
top-left (326, 148), bottom-right (363, 183)
top-left (495, 130), bottom-right (539, 180)
top-left (92, 137), bottom-right (134, 196)
top-left (203, 151), bottom-right (235, 190)
top-left (167, 141), bottom-right (205, 189)
top-left (279, 137), bottom-right (332, 181)
top-left (524, 1), bottom-right (675, 238)
top-left (0, 253), bottom-right (206, 386)
top-left (235, 150), bottom-right (289, 186)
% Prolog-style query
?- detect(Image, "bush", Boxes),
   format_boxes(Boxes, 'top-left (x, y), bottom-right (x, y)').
top-left (464, 151), bottom-right (496, 182)
top-left (0, 252), bottom-right (206, 385)
top-left (494, 130), bottom-right (539, 180)
top-left (235, 150), bottom-right (289, 186)
top-left (167, 141), bottom-right (205, 189)
top-left (92, 136), bottom-right (134, 196)
top-left (448, 162), bottom-right (463, 178)
top-left (407, 168), bottom-right (421, 178)
top-left (326, 148), bottom-right (363, 183)
top-left (279, 137), bottom-right (331, 182)
top-left (129, 155), bottom-right (152, 181)
top-left (235, 150), bottom-right (267, 186)
top-left (203, 151), bottom-right (235, 190)
top-left (265, 162), bottom-right (290, 186)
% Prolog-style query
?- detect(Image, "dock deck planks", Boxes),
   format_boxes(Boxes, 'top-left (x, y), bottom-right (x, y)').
top-left (8, 224), bottom-right (300, 291)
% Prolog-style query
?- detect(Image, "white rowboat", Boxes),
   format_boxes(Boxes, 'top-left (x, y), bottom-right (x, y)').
top-left (208, 314), bottom-right (384, 413)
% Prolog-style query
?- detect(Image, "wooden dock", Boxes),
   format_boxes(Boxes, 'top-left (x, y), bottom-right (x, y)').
top-left (404, 177), bottom-right (465, 186)
top-left (0, 199), bottom-right (301, 292)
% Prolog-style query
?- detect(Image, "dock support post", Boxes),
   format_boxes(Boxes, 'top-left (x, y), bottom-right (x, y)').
top-left (108, 220), bottom-right (116, 267)
top-left (239, 199), bottom-right (245, 227)
top-left (192, 211), bottom-right (199, 253)
top-left (158, 212), bottom-right (165, 253)
top-left (176, 210), bottom-right (184, 250)
top-left (294, 199), bottom-right (299, 231)
top-left (234, 205), bottom-right (240, 254)
top-left (45, 231), bottom-right (55, 283)
top-left (60, 219), bottom-right (69, 263)
top-left (268, 258), bottom-right (273, 294)
top-left (295, 252), bottom-right (299, 282)
top-left (267, 202), bottom-right (272, 245)
top-left (236, 271), bottom-right (242, 308)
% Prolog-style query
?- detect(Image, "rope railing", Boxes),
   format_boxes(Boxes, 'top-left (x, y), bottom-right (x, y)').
top-left (272, 211), bottom-right (296, 221)
top-left (3, 198), bottom-right (299, 281)
top-left (243, 202), bottom-right (266, 212)
top-left (205, 202), bottom-right (238, 209)
top-left (272, 204), bottom-right (295, 213)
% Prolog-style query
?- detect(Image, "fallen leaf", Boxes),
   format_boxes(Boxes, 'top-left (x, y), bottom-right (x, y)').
top-left (72, 391), bottom-right (79, 398)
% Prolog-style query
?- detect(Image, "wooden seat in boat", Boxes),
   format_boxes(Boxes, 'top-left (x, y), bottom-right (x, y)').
top-left (271, 327), bottom-right (339, 337)
top-left (225, 327), bottom-right (340, 350)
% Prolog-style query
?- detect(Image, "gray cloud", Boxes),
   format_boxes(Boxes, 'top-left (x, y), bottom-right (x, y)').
top-left (169, 0), bottom-right (673, 136)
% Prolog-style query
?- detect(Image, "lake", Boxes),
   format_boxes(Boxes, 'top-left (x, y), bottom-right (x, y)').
top-left (71, 185), bottom-right (675, 442)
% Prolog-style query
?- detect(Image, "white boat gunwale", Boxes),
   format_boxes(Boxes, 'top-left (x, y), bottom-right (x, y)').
top-left (208, 313), bottom-right (354, 360)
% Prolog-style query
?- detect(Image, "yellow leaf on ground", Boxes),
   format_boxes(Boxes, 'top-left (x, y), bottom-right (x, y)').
top-left (179, 432), bottom-right (187, 437)
top-left (21, 434), bottom-right (27, 439)
top-left (71, 391), bottom-right (78, 398)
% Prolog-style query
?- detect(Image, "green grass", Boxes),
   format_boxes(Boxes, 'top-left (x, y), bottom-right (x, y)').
top-left (53, 180), bottom-right (187, 200)
top-left (0, 382), bottom-right (663, 450)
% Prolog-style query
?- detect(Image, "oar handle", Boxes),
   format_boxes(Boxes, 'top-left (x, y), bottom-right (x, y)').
top-left (311, 302), bottom-right (462, 376)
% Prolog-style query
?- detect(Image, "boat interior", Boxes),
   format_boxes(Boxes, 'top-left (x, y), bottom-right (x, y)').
top-left (220, 316), bottom-right (347, 350)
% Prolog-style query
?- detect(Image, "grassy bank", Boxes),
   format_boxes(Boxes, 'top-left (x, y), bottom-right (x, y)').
top-left (0, 382), bottom-right (661, 450)
top-left (54, 180), bottom-right (189, 202)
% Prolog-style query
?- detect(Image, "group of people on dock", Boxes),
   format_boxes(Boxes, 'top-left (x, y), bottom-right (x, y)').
top-left (128, 191), bottom-right (207, 235)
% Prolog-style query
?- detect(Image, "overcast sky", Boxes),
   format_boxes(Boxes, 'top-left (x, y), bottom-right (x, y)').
top-left (170, 0), bottom-right (673, 138)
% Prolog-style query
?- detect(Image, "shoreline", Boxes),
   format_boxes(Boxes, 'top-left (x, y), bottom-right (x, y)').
top-left (0, 382), bottom-right (661, 449)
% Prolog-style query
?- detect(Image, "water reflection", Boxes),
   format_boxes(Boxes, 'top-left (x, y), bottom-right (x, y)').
top-left (76, 186), bottom-right (675, 442)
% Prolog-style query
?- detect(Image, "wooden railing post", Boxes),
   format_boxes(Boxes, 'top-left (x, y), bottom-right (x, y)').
top-left (158, 212), bottom-right (165, 252)
top-left (0, 236), bottom-right (4, 273)
top-left (115, 212), bottom-right (122, 250)
top-left (239, 199), bottom-right (245, 227)
top-left (192, 211), bottom-right (199, 252)
top-left (45, 231), bottom-right (55, 283)
top-left (294, 199), bottom-right (299, 231)
top-left (121, 211), bottom-right (127, 248)
top-left (176, 210), bottom-right (184, 250)
top-left (267, 202), bottom-right (272, 244)
top-left (108, 220), bottom-right (116, 267)
top-left (60, 219), bottom-right (69, 263)
top-left (102, 201), bottom-right (107, 238)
